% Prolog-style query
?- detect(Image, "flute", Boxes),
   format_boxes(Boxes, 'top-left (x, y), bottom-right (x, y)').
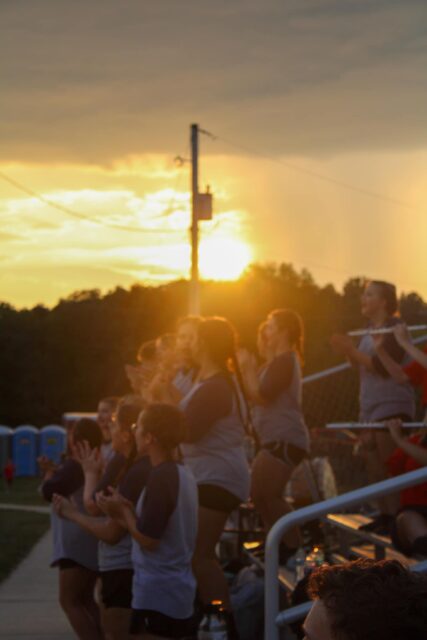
top-left (327, 422), bottom-right (427, 430)
top-left (348, 324), bottom-right (427, 337)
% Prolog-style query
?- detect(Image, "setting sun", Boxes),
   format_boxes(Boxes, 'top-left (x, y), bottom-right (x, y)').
top-left (199, 236), bottom-right (252, 280)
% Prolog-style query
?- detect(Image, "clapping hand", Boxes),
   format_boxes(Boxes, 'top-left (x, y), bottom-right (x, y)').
top-left (52, 493), bottom-right (77, 519)
top-left (96, 487), bottom-right (133, 520)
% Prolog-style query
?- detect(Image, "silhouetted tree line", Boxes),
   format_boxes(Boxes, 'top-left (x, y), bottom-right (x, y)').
top-left (0, 263), bottom-right (425, 426)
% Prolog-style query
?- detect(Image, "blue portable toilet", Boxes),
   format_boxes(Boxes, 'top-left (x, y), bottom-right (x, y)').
top-left (0, 426), bottom-right (13, 475)
top-left (40, 425), bottom-right (67, 465)
top-left (13, 425), bottom-right (39, 476)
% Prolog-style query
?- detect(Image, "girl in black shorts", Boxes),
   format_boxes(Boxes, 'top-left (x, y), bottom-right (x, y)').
top-left (239, 309), bottom-right (309, 556)
top-left (179, 317), bottom-right (250, 633)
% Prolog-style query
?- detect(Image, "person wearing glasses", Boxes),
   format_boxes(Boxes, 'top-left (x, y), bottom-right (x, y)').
top-left (95, 403), bottom-right (198, 640)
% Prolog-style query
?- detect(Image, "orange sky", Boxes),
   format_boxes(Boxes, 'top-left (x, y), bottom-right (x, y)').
top-left (1, 1), bottom-right (426, 308)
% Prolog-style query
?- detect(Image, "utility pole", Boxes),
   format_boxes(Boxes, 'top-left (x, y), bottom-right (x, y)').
top-left (190, 123), bottom-right (199, 315)
top-left (187, 123), bottom-right (213, 315)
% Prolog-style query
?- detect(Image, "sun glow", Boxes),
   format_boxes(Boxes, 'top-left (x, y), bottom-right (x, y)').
top-left (199, 236), bottom-right (252, 280)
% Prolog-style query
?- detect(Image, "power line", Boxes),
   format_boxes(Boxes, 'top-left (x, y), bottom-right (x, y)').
top-left (0, 171), bottom-right (187, 236)
top-left (278, 254), bottom-right (427, 293)
top-left (196, 127), bottom-right (426, 289)
top-left (207, 131), bottom-right (422, 213)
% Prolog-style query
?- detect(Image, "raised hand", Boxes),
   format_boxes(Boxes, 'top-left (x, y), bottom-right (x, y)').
top-left (74, 440), bottom-right (103, 476)
top-left (37, 455), bottom-right (57, 475)
top-left (237, 347), bottom-right (257, 373)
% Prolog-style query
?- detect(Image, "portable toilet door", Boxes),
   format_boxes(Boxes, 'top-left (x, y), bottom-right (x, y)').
top-left (13, 426), bottom-right (39, 476)
top-left (0, 426), bottom-right (13, 476)
top-left (40, 425), bottom-right (67, 465)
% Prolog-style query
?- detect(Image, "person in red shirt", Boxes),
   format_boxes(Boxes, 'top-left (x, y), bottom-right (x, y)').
top-left (3, 459), bottom-right (15, 492)
top-left (387, 419), bottom-right (427, 556)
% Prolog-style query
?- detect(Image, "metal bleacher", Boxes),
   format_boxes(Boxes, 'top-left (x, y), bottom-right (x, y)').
top-left (263, 466), bottom-right (427, 640)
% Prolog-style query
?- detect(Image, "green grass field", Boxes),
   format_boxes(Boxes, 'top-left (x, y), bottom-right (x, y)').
top-left (0, 476), bottom-right (46, 507)
top-left (0, 477), bottom-right (50, 584)
top-left (0, 510), bottom-right (50, 583)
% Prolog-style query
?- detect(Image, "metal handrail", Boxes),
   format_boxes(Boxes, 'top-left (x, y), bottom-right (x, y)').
top-left (264, 466), bottom-right (427, 640)
top-left (302, 333), bottom-right (427, 385)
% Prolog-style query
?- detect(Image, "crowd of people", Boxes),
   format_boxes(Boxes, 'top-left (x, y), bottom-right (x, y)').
top-left (36, 279), bottom-right (427, 639)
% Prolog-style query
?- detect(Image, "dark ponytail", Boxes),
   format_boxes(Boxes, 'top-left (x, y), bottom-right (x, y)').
top-left (230, 351), bottom-right (260, 448)
top-left (269, 309), bottom-right (305, 365)
top-left (198, 317), bottom-right (256, 441)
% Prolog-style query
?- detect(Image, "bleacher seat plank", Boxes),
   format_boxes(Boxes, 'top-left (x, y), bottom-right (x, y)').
top-left (349, 544), bottom-right (417, 566)
top-left (326, 513), bottom-right (391, 547)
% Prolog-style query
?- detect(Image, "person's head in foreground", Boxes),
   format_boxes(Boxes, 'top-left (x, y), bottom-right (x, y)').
top-left (303, 559), bottom-right (427, 640)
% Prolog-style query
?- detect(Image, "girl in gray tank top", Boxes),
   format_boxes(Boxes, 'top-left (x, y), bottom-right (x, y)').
top-left (97, 403), bottom-right (198, 640)
top-left (41, 417), bottom-right (103, 640)
top-left (330, 280), bottom-right (415, 534)
top-left (239, 309), bottom-right (309, 560)
top-left (179, 316), bottom-right (250, 637)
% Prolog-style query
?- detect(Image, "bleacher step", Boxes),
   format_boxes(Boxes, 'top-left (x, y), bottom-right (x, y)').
top-left (326, 513), bottom-right (392, 548)
top-left (349, 544), bottom-right (417, 567)
top-left (242, 542), bottom-right (296, 591)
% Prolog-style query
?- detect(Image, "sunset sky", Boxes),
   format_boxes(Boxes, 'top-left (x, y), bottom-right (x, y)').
top-left (1, 0), bottom-right (427, 308)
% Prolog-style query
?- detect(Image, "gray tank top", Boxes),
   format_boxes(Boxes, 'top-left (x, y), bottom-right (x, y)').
top-left (51, 486), bottom-right (98, 571)
top-left (180, 383), bottom-right (250, 503)
top-left (131, 464), bottom-right (197, 618)
top-left (173, 368), bottom-right (195, 398)
top-left (253, 351), bottom-right (310, 451)
top-left (98, 533), bottom-right (133, 572)
top-left (358, 334), bottom-right (415, 421)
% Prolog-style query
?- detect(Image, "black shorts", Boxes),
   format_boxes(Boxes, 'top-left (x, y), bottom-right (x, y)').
top-left (390, 505), bottom-right (427, 554)
top-left (130, 609), bottom-right (197, 638)
top-left (53, 558), bottom-right (88, 571)
top-left (261, 441), bottom-right (307, 467)
top-left (197, 484), bottom-right (241, 513)
top-left (101, 569), bottom-right (133, 609)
